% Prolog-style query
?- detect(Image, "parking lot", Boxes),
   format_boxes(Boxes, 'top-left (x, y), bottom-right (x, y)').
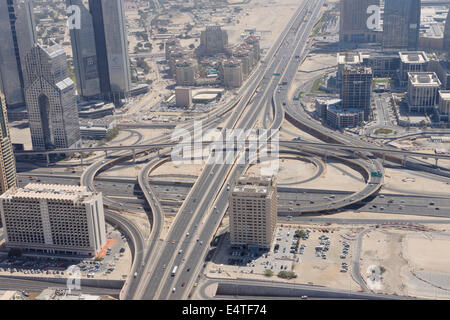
top-left (208, 224), bottom-right (362, 290)
top-left (0, 224), bottom-right (132, 280)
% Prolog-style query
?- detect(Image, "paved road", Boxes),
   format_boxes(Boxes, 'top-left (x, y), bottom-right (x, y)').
top-left (197, 278), bottom-right (407, 300)
top-left (133, 0), bottom-right (324, 300)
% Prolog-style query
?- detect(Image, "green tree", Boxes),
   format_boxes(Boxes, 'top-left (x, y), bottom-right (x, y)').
top-left (264, 269), bottom-right (274, 277)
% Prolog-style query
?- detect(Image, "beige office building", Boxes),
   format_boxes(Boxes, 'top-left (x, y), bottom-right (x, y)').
top-left (0, 184), bottom-right (106, 257)
top-left (175, 58), bottom-right (197, 86)
top-left (0, 93), bottom-right (17, 195)
top-left (223, 59), bottom-right (243, 88)
top-left (229, 175), bottom-right (277, 249)
top-left (407, 72), bottom-right (441, 113)
top-left (175, 87), bottom-right (192, 107)
top-left (438, 90), bottom-right (450, 122)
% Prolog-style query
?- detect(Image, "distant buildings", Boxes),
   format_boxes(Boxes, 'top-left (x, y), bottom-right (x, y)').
top-left (0, 184), bottom-right (106, 257)
top-left (223, 59), bottom-right (243, 88)
top-left (340, 65), bottom-right (373, 121)
top-left (382, 0), bottom-right (421, 50)
top-left (444, 11), bottom-right (450, 52)
top-left (339, 0), bottom-right (380, 43)
top-left (229, 174), bottom-right (277, 249)
top-left (69, 0), bottom-right (131, 102)
top-left (67, 0), bottom-right (102, 101)
top-left (199, 26), bottom-right (228, 56)
top-left (23, 43), bottom-right (81, 150)
top-left (407, 72), bottom-right (441, 113)
top-left (0, 94), bottom-right (17, 194)
top-left (0, 0), bottom-right (37, 108)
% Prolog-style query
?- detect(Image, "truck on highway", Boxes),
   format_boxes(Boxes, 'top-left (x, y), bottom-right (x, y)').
top-left (171, 266), bottom-right (178, 276)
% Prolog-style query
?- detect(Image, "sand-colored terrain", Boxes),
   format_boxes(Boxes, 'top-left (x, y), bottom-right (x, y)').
top-left (360, 228), bottom-right (450, 298)
top-left (383, 167), bottom-right (450, 197)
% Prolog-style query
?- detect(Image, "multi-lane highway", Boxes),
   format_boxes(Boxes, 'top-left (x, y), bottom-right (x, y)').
top-left (130, 0), bottom-right (327, 300)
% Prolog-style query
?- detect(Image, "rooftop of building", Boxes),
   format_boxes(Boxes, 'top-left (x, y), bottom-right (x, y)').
top-left (223, 59), bottom-right (242, 67)
top-left (233, 184), bottom-right (269, 195)
top-left (316, 98), bottom-right (342, 106)
top-left (38, 43), bottom-right (65, 59)
top-left (337, 52), bottom-right (363, 65)
top-left (399, 51), bottom-right (429, 64)
top-left (439, 90), bottom-right (450, 100)
top-left (327, 105), bottom-right (364, 116)
top-left (0, 183), bottom-right (99, 202)
top-left (408, 72), bottom-right (441, 86)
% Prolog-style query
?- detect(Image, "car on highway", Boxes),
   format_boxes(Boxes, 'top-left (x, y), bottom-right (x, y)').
top-left (181, 282), bottom-right (185, 287)
top-left (172, 288), bottom-right (176, 293)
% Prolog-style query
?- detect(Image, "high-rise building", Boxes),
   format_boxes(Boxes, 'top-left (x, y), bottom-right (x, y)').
top-left (23, 43), bottom-right (81, 150)
top-left (0, 93), bottom-right (17, 194)
top-left (89, 0), bottom-right (131, 101)
top-left (340, 65), bottom-right (373, 121)
top-left (407, 72), bottom-right (441, 113)
top-left (339, 0), bottom-right (380, 43)
top-left (382, 0), bottom-right (421, 50)
top-left (0, 183), bottom-right (106, 257)
top-left (398, 51), bottom-right (428, 87)
top-left (175, 87), bottom-right (192, 108)
top-left (0, 0), bottom-right (36, 108)
top-left (199, 26), bottom-right (228, 56)
top-left (229, 175), bottom-right (277, 249)
top-left (223, 59), bottom-right (243, 88)
top-left (443, 10), bottom-right (450, 52)
top-left (66, 0), bottom-right (102, 101)
top-left (438, 90), bottom-right (450, 122)
top-left (175, 59), bottom-right (197, 86)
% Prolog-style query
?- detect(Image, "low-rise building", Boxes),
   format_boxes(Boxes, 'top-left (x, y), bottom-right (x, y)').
top-left (326, 104), bottom-right (364, 129)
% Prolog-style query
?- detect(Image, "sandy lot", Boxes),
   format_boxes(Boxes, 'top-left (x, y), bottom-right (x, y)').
top-left (360, 228), bottom-right (450, 298)
top-left (382, 167), bottom-right (450, 197)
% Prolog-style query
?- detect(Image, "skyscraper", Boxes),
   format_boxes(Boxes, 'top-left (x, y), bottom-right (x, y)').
top-left (0, 0), bottom-right (36, 108)
top-left (0, 93), bottom-right (17, 194)
top-left (23, 43), bottom-right (81, 150)
top-left (199, 26), bottom-right (228, 56)
top-left (382, 0), bottom-right (421, 50)
top-left (67, 0), bottom-right (102, 101)
top-left (89, 0), bottom-right (131, 101)
top-left (339, 0), bottom-right (380, 43)
top-left (340, 65), bottom-right (373, 121)
top-left (443, 10), bottom-right (450, 52)
top-left (229, 175), bottom-right (277, 249)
